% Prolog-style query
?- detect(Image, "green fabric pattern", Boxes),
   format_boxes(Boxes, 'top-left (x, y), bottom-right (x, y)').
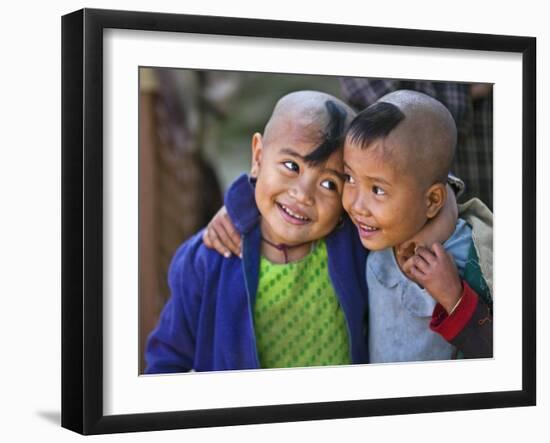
top-left (254, 240), bottom-right (351, 368)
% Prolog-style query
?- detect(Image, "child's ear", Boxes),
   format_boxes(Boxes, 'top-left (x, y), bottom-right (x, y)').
top-left (425, 182), bottom-right (447, 219)
top-left (250, 132), bottom-right (263, 178)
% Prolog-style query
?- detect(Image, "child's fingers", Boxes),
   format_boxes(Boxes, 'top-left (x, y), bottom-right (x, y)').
top-left (204, 225), bottom-right (232, 258)
top-left (414, 246), bottom-right (437, 265)
top-left (219, 212), bottom-right (242, 255)
top-left (202, 228), bottom-right (213, 248)
top-left (212, 235), bottom-right (232, 258)
top-left (405, 255), bottom-right (430, 275)
top-left (402, 255), bottom-right (425, 274)
top-left (407, 264), bottom-right (427, 285)
top-left (213, 218), bottom-right (241, 257)
top-left (433, 243), bottom-right (456, 266)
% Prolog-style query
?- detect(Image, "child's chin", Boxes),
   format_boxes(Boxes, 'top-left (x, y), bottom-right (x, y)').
top-left (359, 238), bottom-right (387, 251)
top-left (272, 231), bottom-right (312, 246)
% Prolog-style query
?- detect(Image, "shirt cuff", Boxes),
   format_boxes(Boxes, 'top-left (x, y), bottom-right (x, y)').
top-left (430, 281), bottom-right (479, 341)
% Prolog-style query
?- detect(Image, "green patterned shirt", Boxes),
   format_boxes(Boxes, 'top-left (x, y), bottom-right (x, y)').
top-left (254, 240), bottom-right (351, 368)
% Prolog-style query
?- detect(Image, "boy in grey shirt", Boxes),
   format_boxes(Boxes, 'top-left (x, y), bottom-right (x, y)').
top-left (342, 90), bottom-right (492, 363)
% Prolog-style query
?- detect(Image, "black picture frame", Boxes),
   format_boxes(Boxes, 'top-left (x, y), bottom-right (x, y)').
top-left (62, 8), bottom-right (536, 435)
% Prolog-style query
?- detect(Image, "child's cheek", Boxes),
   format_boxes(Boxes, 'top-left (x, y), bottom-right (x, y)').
top-left (341, 188), bottom-right (352, 213)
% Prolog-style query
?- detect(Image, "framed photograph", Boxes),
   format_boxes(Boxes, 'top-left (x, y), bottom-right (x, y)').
top-left (62, 8), bottom-right (536, 435)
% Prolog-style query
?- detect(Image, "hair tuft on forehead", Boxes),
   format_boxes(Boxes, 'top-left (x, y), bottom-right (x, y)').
top-left (347, 102), bottom-right (405, 149)
top-left (303, 100), bottom-right (349, 166)
top-left (345, 90), bottom-right (457, 186)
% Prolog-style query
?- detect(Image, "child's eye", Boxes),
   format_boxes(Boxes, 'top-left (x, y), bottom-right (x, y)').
top-left (320, 179), bottom-right (338, 191)
top-left (372, 186), bottom-right (386, 196)
top-left (283, 161), bottom-right (299, 173)
top-left (343, 173), bottom-right (355, 184)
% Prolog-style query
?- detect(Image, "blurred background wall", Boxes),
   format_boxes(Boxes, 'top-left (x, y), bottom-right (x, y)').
top-left (138, 68), bottom-right (492, 372)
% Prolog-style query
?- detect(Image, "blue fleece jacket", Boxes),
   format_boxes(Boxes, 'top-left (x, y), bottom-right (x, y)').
top-left (145, 174), bottom-right (369, 373)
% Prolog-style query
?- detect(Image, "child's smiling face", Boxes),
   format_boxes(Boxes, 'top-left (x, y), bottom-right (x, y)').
top-left (251, 127), bottom-right (345, 249)
top-left (342, 137), bottom-right (431, 252)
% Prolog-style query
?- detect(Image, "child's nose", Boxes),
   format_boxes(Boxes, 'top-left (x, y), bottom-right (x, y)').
top-left (290, 179), bottom-right (315, 206)
top-left (352, 192), bottom-right (372, 217)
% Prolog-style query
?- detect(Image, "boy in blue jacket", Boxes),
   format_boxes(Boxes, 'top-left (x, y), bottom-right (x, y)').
top-left (145, 90), bottom-right (459, 374)
top-left (145, 91), bottom-right (369, 372)
top-left (205, 91), bottom-right (492, 364)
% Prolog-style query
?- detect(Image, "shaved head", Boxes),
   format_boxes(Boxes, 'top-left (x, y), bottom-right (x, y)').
top-left (347, 89), bottom-right (457, 187)
top-left (263, 90), bottom-right (355, 164)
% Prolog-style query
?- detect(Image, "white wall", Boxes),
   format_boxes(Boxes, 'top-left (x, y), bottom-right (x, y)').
top-left (0, 0), bottom-right (546, 441)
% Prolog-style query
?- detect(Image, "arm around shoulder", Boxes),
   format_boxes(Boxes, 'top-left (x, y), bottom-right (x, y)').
top-left (430, 281), bottom-right (493, 359)
top-left (430, 197), bottom-right (494, 359)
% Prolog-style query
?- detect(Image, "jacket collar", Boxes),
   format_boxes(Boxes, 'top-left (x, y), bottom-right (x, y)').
top-left (242, 224), bottom-right (262, 308)
top-left (224, 173), bottom-right (260, 234)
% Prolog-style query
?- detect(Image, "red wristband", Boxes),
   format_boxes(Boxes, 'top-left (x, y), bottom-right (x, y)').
top-left (430, 281), bottom-right (479, 341)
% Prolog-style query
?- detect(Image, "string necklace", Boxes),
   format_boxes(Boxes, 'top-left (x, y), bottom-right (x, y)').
top-left (261, 237), bottom-right (313, 264)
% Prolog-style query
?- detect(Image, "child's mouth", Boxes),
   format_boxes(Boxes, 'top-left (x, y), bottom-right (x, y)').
top-left (276, 202), bottom-right (311, 225)
top-left (356, 221), bottom-right (380, 238)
